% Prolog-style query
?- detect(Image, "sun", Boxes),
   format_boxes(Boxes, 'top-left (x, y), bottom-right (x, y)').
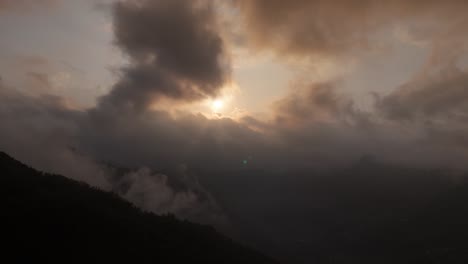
top-left (203, 82), bottom-right (239, 116)
top-left (211, 99), bottom-right (224, 112)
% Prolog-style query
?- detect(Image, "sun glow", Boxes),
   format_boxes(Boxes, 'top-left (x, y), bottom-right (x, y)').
top-left (195, 82), bottom-right (240, 118)
top-left (211, 99), bottom-right (224, 112)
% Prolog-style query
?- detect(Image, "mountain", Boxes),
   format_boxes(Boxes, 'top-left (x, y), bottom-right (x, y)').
top-left (0, 151), bottom-right (278, 264)
top-left (200, 159), bottom-right (468, 263)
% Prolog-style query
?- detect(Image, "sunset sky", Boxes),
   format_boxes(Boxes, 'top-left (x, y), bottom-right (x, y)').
top-left (0, 0), bottom-right (294, 114)
top-left (2, 0), bottom-right (468, 262)
top-left (4, 0), bottom-right (464, 116)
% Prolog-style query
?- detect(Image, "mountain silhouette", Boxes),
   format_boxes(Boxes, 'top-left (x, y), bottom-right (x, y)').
top-left (0, 151), bottom-right (278, 264)
top-left (202, 159), bottom-right (468, 263)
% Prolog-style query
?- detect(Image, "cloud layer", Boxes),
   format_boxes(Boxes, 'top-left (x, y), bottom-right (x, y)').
top-left (235, 0), bottom-right (468, 58)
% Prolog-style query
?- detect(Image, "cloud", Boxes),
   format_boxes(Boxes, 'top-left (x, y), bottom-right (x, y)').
top-left (27, 72), bottom-right (52, 89)
top-left (379, 66), bottom-right (468, 122)
top-left (234, 0), bottom-right (468, 58)
top-left (114, 167), bottom-right (228, 227)
top-left (0, 82), bottom-right (109, 188)
top-left (272, 80), bottom-right (356, 125)
top-left (0, 0), bottom-right (59, 12)
top-left (0, 0), bottom-right (238, 227)
top-left (99, 0), bottom-right (230, 111)
top-left (378, 23), bottom-right (468, 123)
top-left (0, 83), bottom-right (228, 227)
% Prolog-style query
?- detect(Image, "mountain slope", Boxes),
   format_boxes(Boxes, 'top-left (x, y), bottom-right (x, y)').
top-left (0, 151), bottom-right (277, 264)
top-left (200, 160), bottom-right (468, 263)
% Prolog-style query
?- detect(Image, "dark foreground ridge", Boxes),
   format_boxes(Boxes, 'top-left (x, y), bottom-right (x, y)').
top-left (0, 151), bottom-right (277, 264)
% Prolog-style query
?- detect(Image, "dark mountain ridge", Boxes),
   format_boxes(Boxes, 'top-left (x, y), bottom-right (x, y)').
top-left (0, 151), bottom-right (277, 263)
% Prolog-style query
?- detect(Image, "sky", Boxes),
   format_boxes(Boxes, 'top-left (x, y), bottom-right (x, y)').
top-left (2, 0), bottom-right (468, 262)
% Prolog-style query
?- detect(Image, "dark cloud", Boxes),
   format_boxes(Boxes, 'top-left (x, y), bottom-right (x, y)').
top-left (80, 107), bottom-right (267, 172)
top-left (380, 67), bottom-right (468, 122)
top-left (272, 81), bottom-right (356, 125)
top-left (0, 83), bottom-right (106, 187)
top-left (100, 0), bottom-right (230, 111)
